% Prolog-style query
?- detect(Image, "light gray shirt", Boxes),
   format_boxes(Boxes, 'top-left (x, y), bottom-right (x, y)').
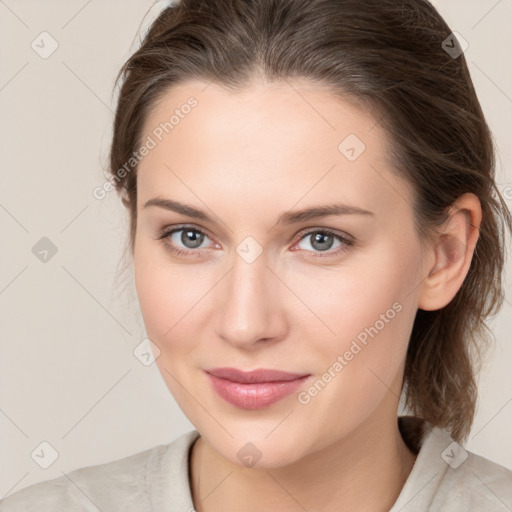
top-left (1, 418), bottom-right (511, 511)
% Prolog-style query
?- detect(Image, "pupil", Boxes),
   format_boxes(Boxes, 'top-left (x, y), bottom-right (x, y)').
top-left (312, 233), bottom-right (333, 251)
top-left (182, 229), bottom-right (204, 248)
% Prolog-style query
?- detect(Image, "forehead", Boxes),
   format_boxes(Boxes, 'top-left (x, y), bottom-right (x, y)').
top-left (136, 79), bottom-right (414, 225)
top-left (141, 79), bottom-right (380, 156)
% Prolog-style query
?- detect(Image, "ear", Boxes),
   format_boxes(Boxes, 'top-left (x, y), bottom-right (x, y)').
top-left (417, 193), bottom-right (482, 311)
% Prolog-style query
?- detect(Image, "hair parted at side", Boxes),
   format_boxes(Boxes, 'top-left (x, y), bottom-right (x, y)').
top-left (107, 0), bottom-right (512, 443)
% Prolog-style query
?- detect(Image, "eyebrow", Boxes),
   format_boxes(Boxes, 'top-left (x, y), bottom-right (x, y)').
top-left (142, 197), bottom-right (374, 225)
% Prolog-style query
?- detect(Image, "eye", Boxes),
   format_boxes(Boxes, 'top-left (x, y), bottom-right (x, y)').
top-left (157, 225), bottom-right (218, 257)
top-left (292, 229), bottom-right (354, 257)
top-left (157, 225), bottom-right (355, 259)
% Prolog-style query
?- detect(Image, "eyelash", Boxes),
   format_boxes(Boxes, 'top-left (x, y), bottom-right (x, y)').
top-left (157, 224), bottom-right (355, 259)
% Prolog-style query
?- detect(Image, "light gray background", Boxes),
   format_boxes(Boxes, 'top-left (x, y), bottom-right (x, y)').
top-left (1, 0), bottom-right (511, 497)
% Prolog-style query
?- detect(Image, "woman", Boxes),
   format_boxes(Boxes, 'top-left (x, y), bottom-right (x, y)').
top-left (2, 0), bottom-right (511, 510)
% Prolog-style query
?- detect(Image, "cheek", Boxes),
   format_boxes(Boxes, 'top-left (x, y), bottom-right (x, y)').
top-left (134, 242), bottom-right (189, 343)
top-left (134, 259), bottom-right (170, 338)
top-left (293, 240), bottom-right (421, 393)
top-left (296, 249), bottom-right (417, 344)
top-left (295, 273), bottom-right (416, 444)
top-left (134, 252), bottom-right (204, 405)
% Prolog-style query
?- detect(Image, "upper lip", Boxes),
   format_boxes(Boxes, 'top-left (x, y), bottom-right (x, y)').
top-left (205, 367), bottom-right (310, 384)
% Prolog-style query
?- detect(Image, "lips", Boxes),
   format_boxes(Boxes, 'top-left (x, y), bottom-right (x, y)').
top-left (205, 367), bottom-right (311, 409)
top-left (206, 367), bottom-right (309, 383)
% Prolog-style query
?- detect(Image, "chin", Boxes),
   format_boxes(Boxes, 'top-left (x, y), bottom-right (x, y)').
top-left (204, 422), bottom-right (312, 469)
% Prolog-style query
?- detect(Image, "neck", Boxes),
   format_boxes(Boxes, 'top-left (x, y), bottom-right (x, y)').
top-left (190, 412), bottom-right (418, 512)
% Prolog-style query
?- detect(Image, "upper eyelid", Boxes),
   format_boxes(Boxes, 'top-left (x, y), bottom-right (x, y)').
top-left (163, 224), bottom-right (213, 241)
top-left (295, 226), bottom-right (352, 240)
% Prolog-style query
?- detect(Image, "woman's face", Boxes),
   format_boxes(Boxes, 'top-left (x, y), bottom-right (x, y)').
top-left (133, 79), bottom-right (432, 468)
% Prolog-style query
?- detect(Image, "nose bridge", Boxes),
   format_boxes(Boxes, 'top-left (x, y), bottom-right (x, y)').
top-left (214, 246), bottom-right (284, 347)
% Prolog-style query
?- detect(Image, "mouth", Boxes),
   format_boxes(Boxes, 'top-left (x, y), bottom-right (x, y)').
top-left (204, 367), bottom-right (311, 410)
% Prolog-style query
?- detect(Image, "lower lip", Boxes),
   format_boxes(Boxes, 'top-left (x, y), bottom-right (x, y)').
top-left (206, 373), bottom-right (310, 410)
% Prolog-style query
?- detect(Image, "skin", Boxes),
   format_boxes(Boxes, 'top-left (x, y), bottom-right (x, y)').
top-left (133, 79), bottom-right (482, 511)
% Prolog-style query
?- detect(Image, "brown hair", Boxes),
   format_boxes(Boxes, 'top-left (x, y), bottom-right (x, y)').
top-left (108, 0), bottom-right (512, 443)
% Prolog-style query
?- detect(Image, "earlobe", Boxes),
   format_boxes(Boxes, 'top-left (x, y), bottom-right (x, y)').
top-left (417, 193), bottom-right (482, 311)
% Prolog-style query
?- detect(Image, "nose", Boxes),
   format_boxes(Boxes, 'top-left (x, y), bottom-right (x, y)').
top-left (214, 248), bottom-right (288, 350)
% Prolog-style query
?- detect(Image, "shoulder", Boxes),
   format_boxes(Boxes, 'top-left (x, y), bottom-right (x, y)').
top-left (0, 431), bottom-right (199, 512)
top-left (432, 447), bottom-right (512, 510)
top-left (393, 418), bottom-right (512, 511)
top-left (0, 445), bottom-right (165, 512)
